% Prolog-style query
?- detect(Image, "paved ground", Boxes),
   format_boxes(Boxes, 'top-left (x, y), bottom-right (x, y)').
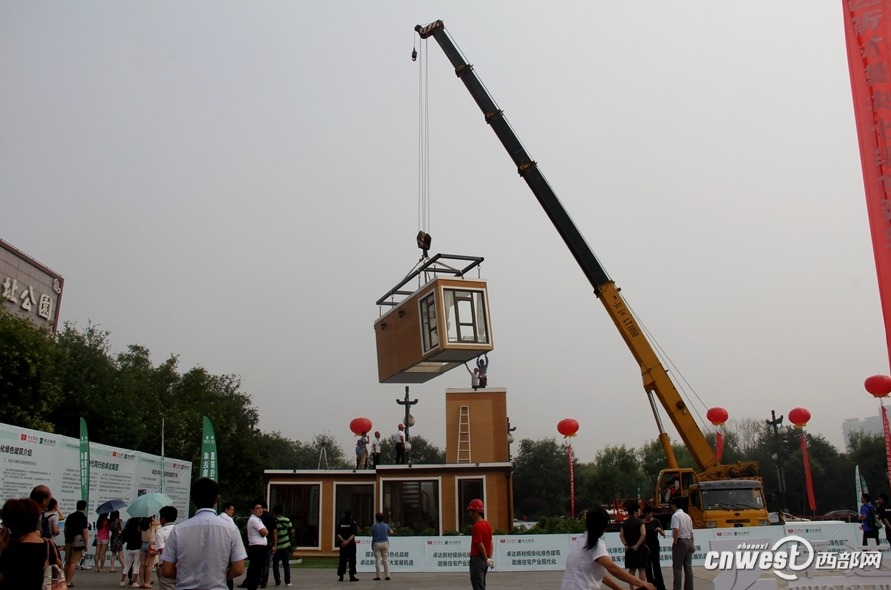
top-left (57, 565), bottom-right (718, 590)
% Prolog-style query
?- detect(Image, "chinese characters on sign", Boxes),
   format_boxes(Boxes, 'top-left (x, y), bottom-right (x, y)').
top-left (0, 240), bottom-right (63, 333)
top-left (2, 277), bottom-right (55, 321)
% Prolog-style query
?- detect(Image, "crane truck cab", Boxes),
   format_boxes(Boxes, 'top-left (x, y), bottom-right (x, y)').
top-left (655, 469), bottom-right (770, 528)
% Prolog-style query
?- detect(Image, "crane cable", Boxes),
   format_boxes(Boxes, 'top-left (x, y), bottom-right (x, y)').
top-left (416, 36), bottom-right (432, 257)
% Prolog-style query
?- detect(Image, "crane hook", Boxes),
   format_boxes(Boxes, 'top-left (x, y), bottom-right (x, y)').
top-left (416, 231), bottom-right (431, 258)
top-left (411, 48), bottom-right (418, 62)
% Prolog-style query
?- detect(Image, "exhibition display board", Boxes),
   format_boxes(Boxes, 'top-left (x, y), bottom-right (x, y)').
top-left (355, 522), bottom-right (887, 574)
top-left (0, 422), bottom-right (192, 528)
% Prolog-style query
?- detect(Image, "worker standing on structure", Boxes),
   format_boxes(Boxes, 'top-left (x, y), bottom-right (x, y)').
top-left (394, 424), bottom-right (406, 464)
top-left (476, 354), bottom-right (489, 388)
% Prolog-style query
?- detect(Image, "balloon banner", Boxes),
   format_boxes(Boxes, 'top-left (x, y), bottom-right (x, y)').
top-left (568, 444), bottom-right (575, 519)
top-left (715, 430), bottom-right (724, 463)
top-left (883, 406), bottom-right (891, 489)
top-left (799, 433), bottom-right (816, 512)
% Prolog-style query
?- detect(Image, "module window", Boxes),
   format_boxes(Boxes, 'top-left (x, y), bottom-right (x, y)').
top-left (444, 289), bottom-right (488, 344)
top-left (419, 293), bottom-right (439, 353)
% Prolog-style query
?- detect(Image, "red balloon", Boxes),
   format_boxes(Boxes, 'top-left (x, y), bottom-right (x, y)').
top-left (350, 417), bottom-right (372, 435)
top-left (788, 407), bottom-right (811, 428)
top-left (865, 375), bottom-right (891, 398)
top-left (557, 418), bottom-right (579, 437)
top-left (706, 407), bottom-right (729, 426)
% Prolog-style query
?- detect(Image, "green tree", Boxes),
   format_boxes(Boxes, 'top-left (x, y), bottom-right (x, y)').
top-left (51, 322), bottom-right (119, 439)
top-left (164, 368), bottom-right (265, 507)
top-left (579, 444), bottom-right (643, 507)
top-left (260, 431), bottom-right (305, 469)
top-left (780, 431), bottom-right (844, 516)
top-left (0, 316), bottom-right (360, 508)
top-left (302, 434), bottom-right (351, 469)
top-left (0, 310), bottom-right (63, 431)
top-left (743, 422), bottom-right (849, 515)
top-left (638, 438), bottom-right (695, 497)
top-left (109, 344), bottom-right (163, 450)
top-left (848, 431), bottom-right (887, 494)
top-left (512, 437), bottom-right (572, 518)
top-left (725, 417), bottom-right (764, 457)
top-left (406, 434), bottom-right (445, 465)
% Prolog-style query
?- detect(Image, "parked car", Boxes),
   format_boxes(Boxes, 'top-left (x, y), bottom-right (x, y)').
top-left (823, 509), bottom-right (859, 523)
top-left (782, 512), bottom-right (811, 522)
top-left (768, 512), bottom-right (811, 524)
top-left (512, 519), bottom-right (537, 531)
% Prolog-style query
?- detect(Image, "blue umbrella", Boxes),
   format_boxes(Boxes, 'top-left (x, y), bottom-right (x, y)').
top-left (126, 493), bottom-right (173, 518)
top-left (95, 498), bottom-right (127, 515)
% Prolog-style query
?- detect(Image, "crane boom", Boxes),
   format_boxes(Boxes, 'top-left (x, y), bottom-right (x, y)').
top-left (417, 19), bottom-right (726, 474)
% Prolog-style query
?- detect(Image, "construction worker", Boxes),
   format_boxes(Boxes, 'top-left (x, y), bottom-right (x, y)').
top-left (466, 499), bottom-right (492, 590)
top-left (394, 424), bottom-right (406, 464)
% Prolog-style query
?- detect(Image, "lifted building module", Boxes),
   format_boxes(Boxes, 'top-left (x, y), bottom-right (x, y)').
top-left (375, 254), bottom-right (493, 383)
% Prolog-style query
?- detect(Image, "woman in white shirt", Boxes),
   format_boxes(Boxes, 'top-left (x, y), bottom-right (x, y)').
top-left (561, 508), bottom-right (656, 590)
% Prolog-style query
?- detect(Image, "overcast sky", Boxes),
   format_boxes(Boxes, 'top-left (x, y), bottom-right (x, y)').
top-left (2, 1), bottom-right (886, 469)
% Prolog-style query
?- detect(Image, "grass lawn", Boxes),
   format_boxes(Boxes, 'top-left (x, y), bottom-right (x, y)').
top-left (294, 557), bottom-right (339, 569)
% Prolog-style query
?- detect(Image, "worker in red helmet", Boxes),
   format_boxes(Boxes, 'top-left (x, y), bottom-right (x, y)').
top-left (394, 424), bottom-right (406, 464)
top-left (466, 499), bottom-right (492, 590)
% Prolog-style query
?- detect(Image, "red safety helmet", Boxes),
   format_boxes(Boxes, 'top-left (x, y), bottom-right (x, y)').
top-left (374, 431), bottom-right (381, 437)
top-left (466, 499), bottom-right (484, 512)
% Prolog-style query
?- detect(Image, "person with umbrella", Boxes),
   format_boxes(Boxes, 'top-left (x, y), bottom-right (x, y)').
top-left (95, 499), bottom-right (127, 573)
top-left (96, 499), bottom-right (129, 514)
top-left (109, 510), bottom-right (125, 574)
top-left (128, 493), bottom-right (173, 519)
top-left (95, 512), bottom-right (111, 572)
top-left (122, 517), bottom-right (143, 587)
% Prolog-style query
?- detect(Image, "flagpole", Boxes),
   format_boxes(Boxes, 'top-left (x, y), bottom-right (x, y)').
top-left (160, 418), bottom-right (165, 494)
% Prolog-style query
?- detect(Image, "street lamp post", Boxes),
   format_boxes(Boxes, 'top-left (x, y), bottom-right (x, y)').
top-left (766, 410), bottom-right (787, 513)
top-left (507, 417), bottom-right (516, 461)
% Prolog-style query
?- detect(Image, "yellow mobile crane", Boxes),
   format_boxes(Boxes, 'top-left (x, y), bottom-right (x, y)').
top-left (417, 20), bottom-right (770, 528)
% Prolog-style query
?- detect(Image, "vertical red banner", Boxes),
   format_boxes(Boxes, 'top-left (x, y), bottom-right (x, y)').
top-left (800, 434), bottom-right (817, 512)
top-left (715, 430), bottom-right (725, 463)
top-left (568, 444), bottom-right (575, 518)
top-left (843, 0), bottom-right (891, 368)
top-left (882, 406), bottom-right (891, 483)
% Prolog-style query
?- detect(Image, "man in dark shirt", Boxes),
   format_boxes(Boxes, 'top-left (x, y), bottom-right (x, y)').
top-left (642, 505), bottom-right (667, 590)
top-left (64, 500), bottom-right (89, 586)
top-left (620, 500), bottom-right (647, 586)
top-left (336, 509), bottom-right (359, 582)
top-left (259, 501), bottom-right (277, 588)
top-left (877, 494), bottom-right (891, 545)
top-left (860, 493), bottom-right (880, 547)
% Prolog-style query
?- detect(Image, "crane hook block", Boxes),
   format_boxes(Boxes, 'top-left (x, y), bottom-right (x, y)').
top-left (416, 231), bottom-right (431, 257)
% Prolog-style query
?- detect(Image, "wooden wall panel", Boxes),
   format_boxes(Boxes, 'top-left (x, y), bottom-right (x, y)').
top-left (445, 389), bottom-right (509, 463)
